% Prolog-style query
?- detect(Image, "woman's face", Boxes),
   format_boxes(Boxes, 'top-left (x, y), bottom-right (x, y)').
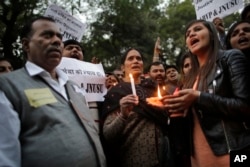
top-left (122, 49), bottom-right (143, 78)
top-left (183, 57), bottom-right (192, 75)
top-left (185, 22), bottom-right (211, 56)
top-left (229, 22), bottom-right (250, 51)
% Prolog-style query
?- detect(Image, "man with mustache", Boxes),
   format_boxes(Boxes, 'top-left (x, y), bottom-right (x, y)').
top-left (147, 61), bottom-right (167, 96)
top-left (148, 62), bottom-right (166, 85)
top-left (0, 16), bottom-right (106, 167)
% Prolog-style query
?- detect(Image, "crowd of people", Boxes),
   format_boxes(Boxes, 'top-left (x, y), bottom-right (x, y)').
top-left (0, 3), bottom-right (250, 167)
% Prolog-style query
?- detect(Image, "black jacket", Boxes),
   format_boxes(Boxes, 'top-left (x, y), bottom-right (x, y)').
top-left (194, 49), bottom-right (250, 155)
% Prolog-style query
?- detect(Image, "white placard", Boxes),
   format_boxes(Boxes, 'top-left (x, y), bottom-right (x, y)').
top-left (194, 0), bottom-right (244, 21)
top-left (44, 4), bottom-right (86, 42)
top-left (58, 57), bottom-right (107, 102)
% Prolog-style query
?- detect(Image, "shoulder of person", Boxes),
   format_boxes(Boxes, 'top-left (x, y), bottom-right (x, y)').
top-left (140, 78), bottom-right (157, 88)
top-left (218, 49), bottom-right (246, 62)
top-left (0, 68), bottom-right (26, 80)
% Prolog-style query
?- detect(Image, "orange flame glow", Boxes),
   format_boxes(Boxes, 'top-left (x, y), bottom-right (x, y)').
top-left (158, 85), bottom-right (162, 98)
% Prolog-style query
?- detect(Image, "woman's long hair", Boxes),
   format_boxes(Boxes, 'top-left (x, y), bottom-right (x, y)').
top-left (183, 20), bottom-right (221, 91)
top-left (178, 51), bottom-right (199, 88)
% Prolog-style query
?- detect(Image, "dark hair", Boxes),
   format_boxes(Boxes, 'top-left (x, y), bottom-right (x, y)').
top-left (179, 52), bottom-right (191, 73)
top-left (147, 61), bottom-right (165, 72)
top-left (120, 48), bottom-right (144, 65)
top-left (63, 39), bottom-right (85, 54)
top-left (0, 57), bottom-right (12, 64)
top-left (241, 4), bottom-right (250, 20)
top-left (184, 20), bottom-right (220, 90)
top-left (225, 20), bottom-right (250, 49)
top-left (20, 16), bottom-right (55, 39)
top-left (212, 17), bottom-right (222, 24)
top-left (105, 72), bottom-right (120, 83)
top-left (178, 52), bottom-right (199, 87)
top-left (165, 64), bottom-right (178, 72)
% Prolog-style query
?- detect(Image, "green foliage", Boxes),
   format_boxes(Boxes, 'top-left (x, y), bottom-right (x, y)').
top-left (0, 0), bottom-right (246, 71)
top-left (83, 0), bottom-right (162, 72)
top-left (0, 0), bottom-right (41, 68)
top-left (158, 0), bottom-right (196, 66)
top-left (223, 12), bottom-right (240, 31)
top-left (0, 0), bottom-right (84, 69)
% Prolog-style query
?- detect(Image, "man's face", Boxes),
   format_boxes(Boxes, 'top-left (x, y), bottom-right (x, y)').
top-left (0, 60), bottom-right (13, 74)
top-left (166, 67), bottom-right (179, 83)
top-left (62, 44), bottom-right (84, 60)
top-left (22, 19), bottom-right (63, 72)
top-left (148, 64), bottom-right (166, 85)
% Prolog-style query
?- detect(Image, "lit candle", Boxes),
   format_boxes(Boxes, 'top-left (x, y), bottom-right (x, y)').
top-left (157, 85), bottom-right (162, 99)
top-left (129, 73), bottom-right (136, 95)
top-left (145, 85), bottom-right (162, 106)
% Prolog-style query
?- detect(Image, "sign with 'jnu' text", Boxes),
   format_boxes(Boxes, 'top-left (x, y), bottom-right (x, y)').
top-left (194, 0), bottom-right (244, 21)
top-left (58, 57), bottom-right (107, 102)
top-left (44, 4), bottom-right (86, 42)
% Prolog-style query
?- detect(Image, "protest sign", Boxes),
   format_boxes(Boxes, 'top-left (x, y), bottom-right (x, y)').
top-left (44, 4), bottom-right (86, 42)
top-left (194, 0), bottom-right (243, 21)
top-left (58, 57), bottom-right (107, 102)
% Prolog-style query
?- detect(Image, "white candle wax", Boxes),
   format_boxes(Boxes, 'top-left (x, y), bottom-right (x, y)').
top-left (157, 85), bottom-right (162, 99)
top-left (129, 73), bottom-right (136, 95)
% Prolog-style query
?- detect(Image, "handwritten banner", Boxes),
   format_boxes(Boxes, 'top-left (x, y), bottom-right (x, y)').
top-left (194, 0), bottom-right (243, 21)
top-left (44, 4), bottom-right (86, 42)
top-left (58, 57), bottom-right (107, 102)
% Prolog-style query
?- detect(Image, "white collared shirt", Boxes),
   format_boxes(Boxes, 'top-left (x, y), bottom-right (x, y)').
top-left (0, 61), bottom-right (69, 167)
top-left (25, 61), bottom-right (69, 100)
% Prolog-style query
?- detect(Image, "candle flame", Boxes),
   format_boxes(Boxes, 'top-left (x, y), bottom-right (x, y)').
top-left (129, 73), bottom-right (133, 79)
top-left (158, 85), bottom-right (162, 98)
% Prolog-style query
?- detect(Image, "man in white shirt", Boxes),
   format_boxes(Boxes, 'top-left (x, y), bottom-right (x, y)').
top-left (0, 16), bottom-right (106, 167)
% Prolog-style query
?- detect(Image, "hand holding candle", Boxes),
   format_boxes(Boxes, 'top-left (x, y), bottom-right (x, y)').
top-left (146, 85), bottom-right (164, 107)
top-left (162, 87), bottom-right (187, 118)
top-left (129, 73), bottom-right (137, 95)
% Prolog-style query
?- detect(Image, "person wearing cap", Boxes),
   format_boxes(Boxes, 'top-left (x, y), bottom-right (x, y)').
top-left (63, 39), bottom-right (84, 60)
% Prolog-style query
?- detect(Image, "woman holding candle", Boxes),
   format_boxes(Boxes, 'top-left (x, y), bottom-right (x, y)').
top-left (162, 20), bottom-right (250, 167)
top-left (101, 48), bottom-right (174, 167)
